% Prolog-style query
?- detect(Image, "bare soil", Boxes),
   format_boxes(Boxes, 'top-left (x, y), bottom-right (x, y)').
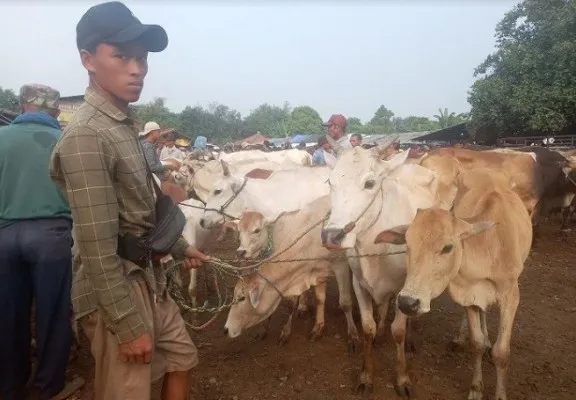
top-left (67, 222), bottom-right (576, 400)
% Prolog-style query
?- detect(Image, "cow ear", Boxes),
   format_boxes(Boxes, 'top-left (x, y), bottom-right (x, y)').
top-left (248, 280), bottom-right (265, 309)
top-left (221, 160), bottom-right (231, 177)
top-left (458, 220), bottom-right (496, 240)
top-left (374, 225), bottom-right (409, 245)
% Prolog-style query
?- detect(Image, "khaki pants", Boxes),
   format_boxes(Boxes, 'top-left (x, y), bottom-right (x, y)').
top-left (81, 280), bottom-right (198, 400)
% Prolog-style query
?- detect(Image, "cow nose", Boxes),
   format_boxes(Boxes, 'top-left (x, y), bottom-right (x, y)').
top-left (199, 219), bottom-right (206, 229)
top-left (321, 228), bottom-right (345, 246)
top-left (397, 295), bottom-right (421, 316)
top-left (223, 327), bottom-right (229, 336)
top-left (237, 249), bottom-right (247, 258)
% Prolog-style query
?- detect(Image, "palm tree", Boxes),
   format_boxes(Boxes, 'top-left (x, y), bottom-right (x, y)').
top-left (434, 108), bottom-right (457, 129)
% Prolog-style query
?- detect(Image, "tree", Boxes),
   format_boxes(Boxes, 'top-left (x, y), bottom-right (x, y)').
top-left (433, 108), bottom-right (467, 129)
top-left (287, 106), bottom-right (323, 134)
top-left (393, 116), bottom-right (439, 132)
top-left (133, 97), bottom-right (180, 131)
top-left (347, 117), bottom-right (363, 133)
top-left (364, 105), bottom-right (395, 133)
top-left (468, 0), bottom-right (576, 139)
top-left (0, 87), bottom-right (18, 112)
top-left (243, 102), bottom-right (291, 137)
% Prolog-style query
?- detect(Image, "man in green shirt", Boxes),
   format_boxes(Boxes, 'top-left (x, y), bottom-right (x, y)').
top-left (0, 84), bottom-right (83, 399)
top-left (49, 2), bottom-right (208, 399)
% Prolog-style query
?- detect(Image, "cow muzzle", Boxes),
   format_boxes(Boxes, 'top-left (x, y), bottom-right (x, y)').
top-left (321, 222), bottom-right (356, 250)
top-left (397, 295), bottom-right (422, 316)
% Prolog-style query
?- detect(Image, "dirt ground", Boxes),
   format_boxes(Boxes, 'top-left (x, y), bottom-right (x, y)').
top-left (66, 222), bottom-right (576, 400)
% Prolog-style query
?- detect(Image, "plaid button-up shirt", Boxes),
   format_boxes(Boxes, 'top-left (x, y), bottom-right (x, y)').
top-left (50, 88), bottom-right (188, 343)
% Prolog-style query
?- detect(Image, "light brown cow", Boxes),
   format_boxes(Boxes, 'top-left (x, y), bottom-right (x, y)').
top-left (375, 168), bottom-right (532, 400)
top-left (233, 199), bottom-right (359, 351)
top-left (224, 196), bottom-right (349, 346)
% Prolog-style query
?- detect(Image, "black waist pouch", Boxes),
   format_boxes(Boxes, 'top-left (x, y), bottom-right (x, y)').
top-left (117, 144), bottom-right (187, 264)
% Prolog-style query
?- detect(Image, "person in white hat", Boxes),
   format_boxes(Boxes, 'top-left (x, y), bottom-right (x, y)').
top-left (139, 121), bottom-right (176, 179)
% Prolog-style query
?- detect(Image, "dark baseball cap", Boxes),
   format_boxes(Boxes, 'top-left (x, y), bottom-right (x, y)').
top-left (76, 2), bottom-right (168, 52)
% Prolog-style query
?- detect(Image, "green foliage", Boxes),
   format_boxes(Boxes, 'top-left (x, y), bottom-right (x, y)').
top-left (433, 108), bottom-right (468, 129)
top-left (287, 106), bottom-right (323, 134)
top-left (468, 0), bottom-right (576, 138)
top-left (243, 102), bottom-right (291, 137)
top-left (0, 87), bottom-right (19, 112)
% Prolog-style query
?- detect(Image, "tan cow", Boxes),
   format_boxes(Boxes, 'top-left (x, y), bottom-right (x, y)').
top-left (232, 198), bottom-right (359, 351)
top-left (375, 168), bottom-right (532, 400)
top-left (224, 196), bottom-right (346, 345)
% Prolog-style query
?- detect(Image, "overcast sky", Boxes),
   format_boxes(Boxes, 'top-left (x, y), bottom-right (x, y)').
top-left (1, 1), bottom-right (517, 122)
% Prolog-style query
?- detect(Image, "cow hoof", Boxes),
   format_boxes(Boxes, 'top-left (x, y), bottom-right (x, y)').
top-left (254, 329), bottom-right (268, 341)
top-left (348, 337), bottom-right (360, 356)
top-left (447, 339), bottom-right (467, 353)
top-left (355, 382), bottom-right (373, 397)
top-left (405, 339), bottom-right (417, 354)
top-left (308, 325), bottom-right (324, 342)
top-left (394, 383), bottom-right (415, 398)
top-left (467, 388), bottom-right (483, 400)
top-left (277, 333), bottom-right (290, 347)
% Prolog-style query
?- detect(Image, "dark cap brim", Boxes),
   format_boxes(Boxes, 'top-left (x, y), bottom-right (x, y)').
top-left (106, 24), bottom-right (168, 52)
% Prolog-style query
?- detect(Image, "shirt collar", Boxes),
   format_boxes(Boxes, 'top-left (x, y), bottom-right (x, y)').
top-left (84, 87), bottom-right (135, 123)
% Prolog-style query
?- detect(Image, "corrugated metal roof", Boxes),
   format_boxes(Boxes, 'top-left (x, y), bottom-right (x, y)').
top-left (360, 131), bottom-right (430, 145)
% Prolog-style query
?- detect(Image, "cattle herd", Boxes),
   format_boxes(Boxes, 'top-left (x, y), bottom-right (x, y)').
top-left (157, 139), bottom-right (576, 399)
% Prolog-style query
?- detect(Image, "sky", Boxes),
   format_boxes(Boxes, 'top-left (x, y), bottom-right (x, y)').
top-left (1, 1), bottom-right (518, 122)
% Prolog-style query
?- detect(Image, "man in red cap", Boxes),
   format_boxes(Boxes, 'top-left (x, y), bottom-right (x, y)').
top-left (322, 114), bottom-right (349, 156)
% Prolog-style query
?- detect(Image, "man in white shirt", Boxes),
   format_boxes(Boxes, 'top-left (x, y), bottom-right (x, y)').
top-left (322, 114), bottom-right (350, 156)
top-left (160, 132), bottom-right (184, 161)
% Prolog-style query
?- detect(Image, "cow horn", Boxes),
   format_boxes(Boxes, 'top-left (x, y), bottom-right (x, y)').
top-left (375, 135), bottom-right (400, 156)
top-left (221, 160), bottom-right (231, 177)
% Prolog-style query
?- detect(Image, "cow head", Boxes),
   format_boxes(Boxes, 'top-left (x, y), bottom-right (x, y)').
top-left (374, 208), bottom-right (495, 316)
top-left (223, 274), bottom-right (282, 338)
top-left (235, 211), bottom-right (278, 259)
top-left (321, 137), bottom-right (409, 249)
top-left (200, 161), bottom-right (246, 229)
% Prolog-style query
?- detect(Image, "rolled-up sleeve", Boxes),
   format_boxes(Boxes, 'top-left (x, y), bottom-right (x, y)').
top-left (52, 128), bottom-right (147, 343)
top-left (141, 140), bottom-right (168, 173)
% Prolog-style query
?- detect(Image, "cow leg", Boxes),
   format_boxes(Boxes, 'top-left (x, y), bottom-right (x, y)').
top-left (466, 306), bottom-right (486, 400)
top-left (374, 297), bottom-right (392, 346)
top-left (391, 301), bottom-right (414, 398)
top-left (560, 207), bottom-right (571, 240)
top-left (451, 309), bottom-right (491, 354)
top-left (352, 276), bottom-right (375, 396)
top-left (186, 268), bottom-right (198, 308)
top-left (309, 281), bottom-right (327, 341)
top-left (278, 296), bottom-right (300, 346)
top-left (331, 262), bottom-right (360, 355)
top-left (254, 317), bottom-right (271, 340)
top-left (296, 292), bottom-right (309, 317)
top-left (492, 284), bottom-right (520, 400)
top-left (450, 311), bottom-right (470, 350)
top-left (480, 309), bottom-right (492, 350)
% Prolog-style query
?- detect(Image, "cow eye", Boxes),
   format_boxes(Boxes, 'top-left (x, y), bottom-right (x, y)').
top-left (440, 244), bottom-right (453, 254)
top-left (237, 295), bottom-right (245, 302)
top-left (254, 228), bottom-right (261, 234)
top-left (364, 180), bottom-right (375, 189)
top-left (214, 189), bottom-right (222, 195)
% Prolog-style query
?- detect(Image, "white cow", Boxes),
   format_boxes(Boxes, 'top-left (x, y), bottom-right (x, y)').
top-left (230, 196), bottom-right (360, 351)
top-left (199, 162), bottom-right (330, 229)
top-left (175, 159), bottom-right (306, 203)
top-left (224, 196), bottom-right (336, 344)
top-left (178, 198), bottom-right (212, 307)
top-left (219, 149), bottom-right (312, 166)
top-left (321, 146), bottom-right (453, 395)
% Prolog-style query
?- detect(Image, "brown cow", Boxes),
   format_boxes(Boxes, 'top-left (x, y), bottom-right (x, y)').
top-left (375, 168), bottom-right (532, 400)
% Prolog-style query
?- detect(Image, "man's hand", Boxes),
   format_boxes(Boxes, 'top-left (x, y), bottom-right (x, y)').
top-left (182, 246), bottom-right (210, 269)
top-left (118, 333), bottom-right (153, 364)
